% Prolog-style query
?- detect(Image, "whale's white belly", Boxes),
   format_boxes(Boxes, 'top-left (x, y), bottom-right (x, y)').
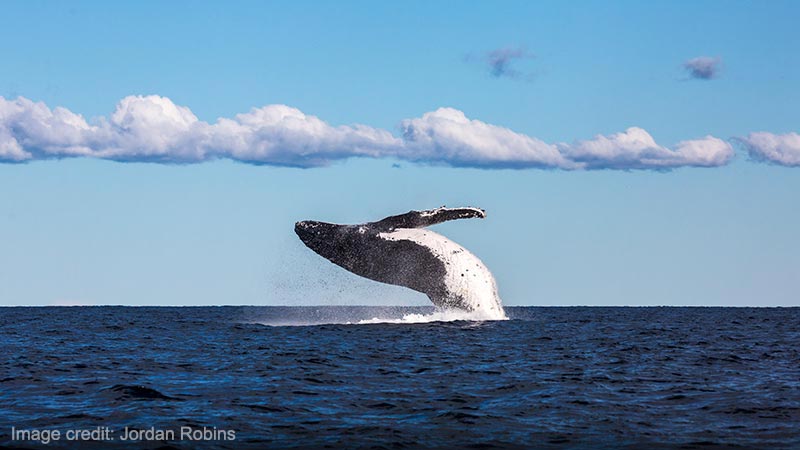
top-left (377, 228), bottom-right (505, 319)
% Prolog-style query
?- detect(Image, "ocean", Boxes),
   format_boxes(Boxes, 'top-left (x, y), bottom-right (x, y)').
top-left (1, 306), bottom-right (798, 449)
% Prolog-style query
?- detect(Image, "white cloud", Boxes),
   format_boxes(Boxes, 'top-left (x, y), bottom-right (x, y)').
top-left (558, 127), bottom-right (734, 170)
top-left (739, 132), bottom-right (800, 167)
top-left (0, 95), bottom-right (400, 167)
top-left (209, 104), bottom-right (401, 167)
top-left (94, 95), bottom-right (208, 162)
top-left (0, 96), bottom-right (94, 161)
top-left (0, 95), bottom-right (736, 170)
top-left (0, 129), bottom-right (29, 161)
top-left (399, 108), bottom-right (570, 168)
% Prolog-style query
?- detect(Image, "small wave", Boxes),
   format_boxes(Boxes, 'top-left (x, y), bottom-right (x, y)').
top-left (107, 384), bottom-right (181, 401)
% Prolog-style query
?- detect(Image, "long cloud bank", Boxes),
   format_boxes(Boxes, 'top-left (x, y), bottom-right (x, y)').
top-left (0, 95), bottom-right (743, 170)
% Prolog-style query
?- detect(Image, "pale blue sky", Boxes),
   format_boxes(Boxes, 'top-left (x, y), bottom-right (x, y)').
top-left (0, 1), bottom-right (798, 306)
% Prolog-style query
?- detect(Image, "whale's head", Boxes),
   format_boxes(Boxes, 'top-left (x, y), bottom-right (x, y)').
top-left (294, 220), bottom-right (350, 260)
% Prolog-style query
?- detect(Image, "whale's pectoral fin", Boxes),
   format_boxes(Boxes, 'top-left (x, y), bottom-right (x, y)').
top-left (372, 206), bottom-right (486, 230)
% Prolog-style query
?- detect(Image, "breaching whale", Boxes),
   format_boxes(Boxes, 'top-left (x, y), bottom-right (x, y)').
top-left (295, 207), bottom-right (505, 318)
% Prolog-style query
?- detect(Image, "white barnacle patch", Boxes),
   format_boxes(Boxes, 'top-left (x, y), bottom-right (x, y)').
top-left (377, 228), bottom-right (505, 319)
top-left (420, 209), bottom-right (437, 218)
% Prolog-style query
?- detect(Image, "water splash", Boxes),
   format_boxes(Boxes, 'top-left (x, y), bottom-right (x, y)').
top-left (355, 307), bottom-right (507, 324)
top-left (249, 305), bottom-right (507, 327)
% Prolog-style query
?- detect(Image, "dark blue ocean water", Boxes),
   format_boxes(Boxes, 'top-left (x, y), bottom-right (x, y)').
top-left (1, 306), bottom-right (798, 449)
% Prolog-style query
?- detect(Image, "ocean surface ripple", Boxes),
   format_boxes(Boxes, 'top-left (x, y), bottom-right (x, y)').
top-left (1, 306), bottom-right (799, 449)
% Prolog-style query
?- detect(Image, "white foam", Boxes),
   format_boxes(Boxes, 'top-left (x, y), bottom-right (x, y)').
top-left (355, 308), bottom-right (508, 324)
top-left (250, 306), bottom-right (509, 327)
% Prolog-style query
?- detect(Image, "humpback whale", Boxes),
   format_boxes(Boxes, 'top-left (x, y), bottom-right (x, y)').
top-left (295, 207), bottom-right (505, 318)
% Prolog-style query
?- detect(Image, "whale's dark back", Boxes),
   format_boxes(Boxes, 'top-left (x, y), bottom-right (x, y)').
top-left (295, 221), bottom-right (449, 302)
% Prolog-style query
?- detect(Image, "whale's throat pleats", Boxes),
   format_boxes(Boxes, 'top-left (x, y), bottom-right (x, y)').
top-left (376, 228), bottom-right (505, 320)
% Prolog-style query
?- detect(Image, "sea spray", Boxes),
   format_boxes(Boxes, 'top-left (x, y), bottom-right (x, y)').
top-left (356, 306), bottom-right (508, 324)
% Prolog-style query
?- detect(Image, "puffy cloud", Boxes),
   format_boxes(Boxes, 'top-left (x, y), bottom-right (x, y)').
top-left (682, 56), bottom-right (722, 80)
top-left (0, 95), bottom-right (736, 170)
top-left (0, 128), bottom-right (29, 161)
top-left (94, 95), bottom-right (207, 162)
top-left (739, 132), bottom-right (800, 167)
top-left (399, 108), bottom-right (570, 168)
top-left (209, 105), bottom-right (401, 167)
top-left (399, 117), bottom-right (733, 170)
top-left (398, 111), bottom-right (731, 170)
top-left (0, 95), bottom-right (400, 167)
top-left (0, 96), bottom-right (94, 161)
top-left (558, 127), bottom-right (734, 170)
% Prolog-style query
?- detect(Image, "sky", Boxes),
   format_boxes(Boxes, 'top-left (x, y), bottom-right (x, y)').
top-left (0, 0), bottom-right (798, 306)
